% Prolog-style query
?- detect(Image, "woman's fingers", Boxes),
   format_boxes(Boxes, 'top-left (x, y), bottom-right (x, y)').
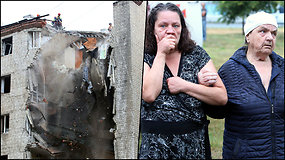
top-left (198, 71), bottom-right (218, 86)
top-left (155, 34), bottom-right (160, 43)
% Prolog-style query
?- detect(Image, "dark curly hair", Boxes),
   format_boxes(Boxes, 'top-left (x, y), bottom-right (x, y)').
top-left (145, 3), bottom-right (196, 55)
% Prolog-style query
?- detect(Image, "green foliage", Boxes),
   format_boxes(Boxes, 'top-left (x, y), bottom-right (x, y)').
top-left (215, 1), bottom-right (279, 24)
top-left (278, 1), bottom-right (284, 7)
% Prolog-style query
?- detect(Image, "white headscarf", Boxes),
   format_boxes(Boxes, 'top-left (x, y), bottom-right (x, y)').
top-left (244, 11), bottom-right (278, 36)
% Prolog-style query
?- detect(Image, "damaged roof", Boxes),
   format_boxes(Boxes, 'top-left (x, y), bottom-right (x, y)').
top-left (65, 30), bottom-right (108, 39)
top-left (1, 14), bottom-right (109, 40)
top-left (1, 14), bottom-right (49, 37)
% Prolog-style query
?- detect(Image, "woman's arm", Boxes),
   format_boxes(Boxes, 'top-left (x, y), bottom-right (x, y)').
top-left (167, 60), bottom-right (228, 105)
top-left (142, 34), bottom-right (176, 103)
top-left (142, 53), bottom-right (166, 103)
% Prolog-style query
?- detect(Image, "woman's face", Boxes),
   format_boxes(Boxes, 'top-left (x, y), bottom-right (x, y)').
top-left (154, 10), bottom-right (182, 46)
top-left (247, 24), bottom-right (277, 55)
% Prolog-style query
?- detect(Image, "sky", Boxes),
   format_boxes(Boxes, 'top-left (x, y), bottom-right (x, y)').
top-left (1, 1), bottom-right (114, 32)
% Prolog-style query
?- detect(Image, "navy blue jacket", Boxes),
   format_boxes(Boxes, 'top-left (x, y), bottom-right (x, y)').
top-left (218, 46), bottom-right (284, 159)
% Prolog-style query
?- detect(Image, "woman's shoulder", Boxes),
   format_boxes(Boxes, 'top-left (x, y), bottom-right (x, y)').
top-left (271, 51), bottom-right (284, 67)
top-left (184, 45), bottom-right (208, 57)
top-left (192, 45), bottom-right (207, 53)
top-left (182, 45), bottom-right (210, 70)
top-left (218, 58), bottom-right (239, 77)
top-left (191, 45), bottom-right (210, 61)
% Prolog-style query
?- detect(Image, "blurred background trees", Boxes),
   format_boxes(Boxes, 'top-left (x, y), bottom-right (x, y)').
top-left (215, 1), bottom-right (283, 35)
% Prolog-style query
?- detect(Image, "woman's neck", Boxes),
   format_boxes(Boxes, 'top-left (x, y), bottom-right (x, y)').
top-left (246, 50), bottom-right (270, 62)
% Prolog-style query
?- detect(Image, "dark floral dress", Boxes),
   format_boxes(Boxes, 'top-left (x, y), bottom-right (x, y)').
top-left (139, 45), bottom-right (211, 159)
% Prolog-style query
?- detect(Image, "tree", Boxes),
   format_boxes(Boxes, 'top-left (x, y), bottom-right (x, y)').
top-left (214, 1), bottom-right (280, 35)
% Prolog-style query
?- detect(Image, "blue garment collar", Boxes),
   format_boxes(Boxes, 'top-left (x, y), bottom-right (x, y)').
top-left (230, 46), bottom-right (283, 81)
top-left (230, 46), bottom-right (283, 67)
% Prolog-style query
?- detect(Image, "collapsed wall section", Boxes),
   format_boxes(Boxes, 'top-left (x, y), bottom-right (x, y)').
top-left (25, 32), bottom-right (115, 159)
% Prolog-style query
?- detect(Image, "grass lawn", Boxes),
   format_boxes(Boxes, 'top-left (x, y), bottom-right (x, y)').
top-left (203, 27), bottom-right (284, 159)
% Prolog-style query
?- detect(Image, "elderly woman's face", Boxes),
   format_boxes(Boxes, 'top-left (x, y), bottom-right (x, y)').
top-left (247, 24), bottom-right (277, 55)
top-left (154, 10), bottom-right (181, 46)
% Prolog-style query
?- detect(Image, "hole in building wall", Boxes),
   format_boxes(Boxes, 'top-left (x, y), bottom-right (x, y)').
top-left (25, 35), bottom-right (115, 159)
top-left (1, 75), bottom-right (11, 94)
top-left (2, 37), bottom-right (13, 56)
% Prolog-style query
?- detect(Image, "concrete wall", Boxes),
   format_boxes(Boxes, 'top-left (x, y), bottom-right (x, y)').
top-left (1, 28), bottom-right (41, 159)
top-left (112, 1), bottom-right (146, 159)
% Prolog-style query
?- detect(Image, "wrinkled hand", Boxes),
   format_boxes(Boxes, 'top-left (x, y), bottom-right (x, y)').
top-left (198, 69), bottom-right (217, 86)
top-left (156, 34), bottom-right (176, 55)
top-left (167, 76), bottom-right (185, 94)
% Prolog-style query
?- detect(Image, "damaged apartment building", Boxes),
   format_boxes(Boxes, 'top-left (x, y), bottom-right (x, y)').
top-left (1, 14), bottom-right (116, 159)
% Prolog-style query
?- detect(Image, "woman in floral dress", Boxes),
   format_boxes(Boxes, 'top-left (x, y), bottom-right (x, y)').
top-left (139, 3), bottom-right (227, 159)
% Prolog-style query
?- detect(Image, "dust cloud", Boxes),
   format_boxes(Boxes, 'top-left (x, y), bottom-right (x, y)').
top-left (27, 33), bottom-right (114, 158)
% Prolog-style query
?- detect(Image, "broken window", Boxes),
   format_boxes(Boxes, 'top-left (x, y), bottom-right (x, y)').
top-left (1, 37), bottom-right (12, 56)
top-left (1, 114), bottom-right (9, 134)
top-left (28, 31), bottom-right (41, 48)
top-left (1, 75), bottom-right (11, 94)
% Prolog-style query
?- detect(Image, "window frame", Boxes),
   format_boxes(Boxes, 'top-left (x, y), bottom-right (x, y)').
top-left (1, 75), bottom-right (11, 94)
top-left (28, 31), bottom-right (41, 49)
top-left (1, 114), bottom-right (10, 134)
top-left (1, 36), bottom-right (13, 56)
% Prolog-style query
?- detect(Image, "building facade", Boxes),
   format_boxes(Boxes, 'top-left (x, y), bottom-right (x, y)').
top-left (1, 18), bottom-right (49, 159)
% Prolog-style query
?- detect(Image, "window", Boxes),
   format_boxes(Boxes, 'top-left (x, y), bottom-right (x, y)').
top-left (1, 37), bottom-right (12, 56)
top-left (28, 31), bottom-right (41, 48)
top-left (1, 114), bottom-right (9, 134)
top-left (1, 75), bottom-right (11, 94)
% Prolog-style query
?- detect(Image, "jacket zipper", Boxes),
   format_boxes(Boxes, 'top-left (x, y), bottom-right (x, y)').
top-left (263, 81), bottom-right (276, 159)
top-left (253, 60), bottom-right (276, 159)
top-left (271, 81), bottom-right (276, 159)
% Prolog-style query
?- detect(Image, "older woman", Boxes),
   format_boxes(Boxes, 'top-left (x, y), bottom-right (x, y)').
top-left (218, 12), bottom-right (284, 159)
top-left (139, 3), bottom-right (227, 159)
